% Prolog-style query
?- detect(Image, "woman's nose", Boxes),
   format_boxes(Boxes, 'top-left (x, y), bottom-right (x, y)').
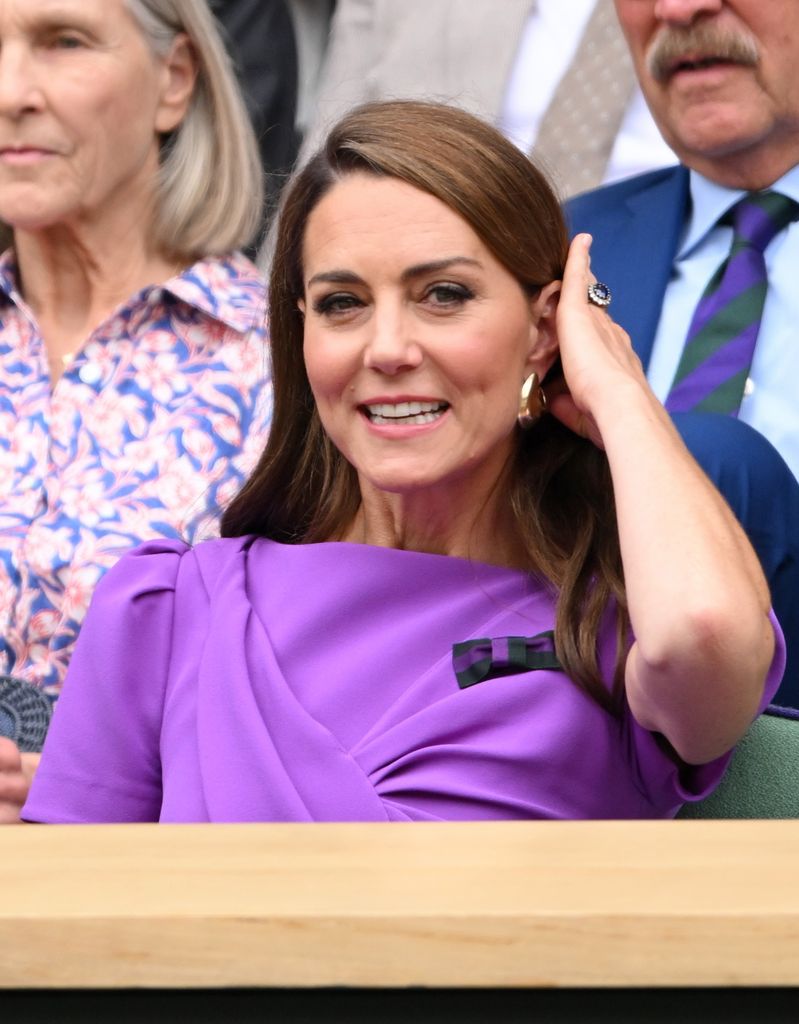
top-left (362, 304), bottom-right (423, 374)
top-left (0, 46), bottom-right (45, 119)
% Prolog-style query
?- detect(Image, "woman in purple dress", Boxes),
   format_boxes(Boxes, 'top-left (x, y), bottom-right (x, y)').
top-left (23, 101), bottom-right (783, 823)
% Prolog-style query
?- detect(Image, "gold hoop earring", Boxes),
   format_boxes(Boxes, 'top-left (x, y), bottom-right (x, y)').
top-left (518, 372), bottom-right (548, 428)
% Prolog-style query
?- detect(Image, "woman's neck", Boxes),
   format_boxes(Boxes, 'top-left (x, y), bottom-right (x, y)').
top-left (342, 471), bottom-right (527, 570)
top-left (14, 220), bottom-right (182, 383)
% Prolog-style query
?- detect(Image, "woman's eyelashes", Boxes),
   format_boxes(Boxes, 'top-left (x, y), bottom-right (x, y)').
top-left (49, 33), bottom-right (86, 50)
top-left (312, 292), bottom-right (364, 317)
top-left (310, 281), bottom-right (476, 320)
top-left (39, 24), bottom-right (93, 52)
top-left (422, 282), bottom-right (475, 310)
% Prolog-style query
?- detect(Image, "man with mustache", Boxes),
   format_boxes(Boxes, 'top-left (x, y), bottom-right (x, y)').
top-left (567, 0), bottom-right (799, 705)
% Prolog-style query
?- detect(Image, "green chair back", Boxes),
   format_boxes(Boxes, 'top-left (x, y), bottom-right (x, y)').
top-left (678, 708), bottom-right (799, 819)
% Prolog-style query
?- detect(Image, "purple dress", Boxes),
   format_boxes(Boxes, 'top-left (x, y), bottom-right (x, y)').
top-left (23, 537), bottom-right (785, 822)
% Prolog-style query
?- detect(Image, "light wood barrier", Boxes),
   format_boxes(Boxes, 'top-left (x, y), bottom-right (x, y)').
top-left (2, 820), bottom-right (799, 991)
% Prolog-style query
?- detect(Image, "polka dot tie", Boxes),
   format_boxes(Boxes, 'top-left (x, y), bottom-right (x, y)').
top-left (533, 0), bottom-right (637, 197)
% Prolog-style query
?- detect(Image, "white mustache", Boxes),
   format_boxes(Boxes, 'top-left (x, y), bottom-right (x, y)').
top-left (646, 23), bottom-right (759, 82)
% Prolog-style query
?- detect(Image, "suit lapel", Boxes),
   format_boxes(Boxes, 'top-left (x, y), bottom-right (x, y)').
top-left (587, 167), bottom-right (690, 369)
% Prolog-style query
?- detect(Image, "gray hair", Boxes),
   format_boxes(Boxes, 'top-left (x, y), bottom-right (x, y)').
top-left (1, 0), bottom-right (263, 258)
top-left (125, 0), bottom-right (264, 257)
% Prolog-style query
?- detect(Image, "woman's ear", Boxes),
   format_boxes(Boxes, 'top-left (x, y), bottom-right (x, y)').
top-left (155, 34), bottom-right (199, 134)
top-left (297, 298), bottom-right (306, 317)
top-left (525, 280), bottom-right (561, 377)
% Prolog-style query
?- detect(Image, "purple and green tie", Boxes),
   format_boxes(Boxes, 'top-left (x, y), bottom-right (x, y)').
top-left (665, 190), bottom-right (798, 416)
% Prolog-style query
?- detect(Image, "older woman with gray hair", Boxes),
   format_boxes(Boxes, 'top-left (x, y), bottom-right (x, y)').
top-left (0, 0), bottom-right (271, 820)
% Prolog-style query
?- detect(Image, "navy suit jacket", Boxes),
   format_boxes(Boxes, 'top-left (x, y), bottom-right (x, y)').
top-left (564, 164), bottom-right (689, 370)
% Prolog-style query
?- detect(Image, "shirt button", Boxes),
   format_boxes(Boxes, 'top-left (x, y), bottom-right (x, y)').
top-left (743, 377), bottom-right (755, 398)
top-left (79, 362), bottom-right (102, 385)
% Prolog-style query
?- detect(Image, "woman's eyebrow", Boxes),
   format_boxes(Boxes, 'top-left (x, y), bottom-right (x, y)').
top-left (306, 270), bottom-right (365, 287)
top-left (307, 258), bottom-right (483, 289)
top-left (400, 257), bottom-right (483, 282)
top-left (23, 7), bottom-right (100, 34)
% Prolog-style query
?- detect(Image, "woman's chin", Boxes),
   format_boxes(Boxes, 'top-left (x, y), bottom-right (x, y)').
top-left (0, 209), bottom-right (64, 235)
top-left (363, 475), bottom-right (438, 496)
top-left (357, 462), bottom-right (452, 498)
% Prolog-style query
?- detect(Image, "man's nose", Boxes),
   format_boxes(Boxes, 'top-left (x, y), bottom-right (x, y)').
top-left (653, 0), bottom-right (724, 27)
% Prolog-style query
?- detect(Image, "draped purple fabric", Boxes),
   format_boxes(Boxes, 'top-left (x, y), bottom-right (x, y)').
top-left (24, 537), bottom-right (784, 822)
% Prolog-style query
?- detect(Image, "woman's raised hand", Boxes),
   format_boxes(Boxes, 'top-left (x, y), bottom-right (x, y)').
top-left (545, 233), bottom-right (651, 448)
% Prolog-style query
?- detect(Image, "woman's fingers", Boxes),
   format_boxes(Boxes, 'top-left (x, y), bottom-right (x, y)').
top-left (0, 738), bottom-right (28, 824)
top-left (561, 232), bottom-right (593, 297)
top-left (547, 232), bottom-right (646, 447)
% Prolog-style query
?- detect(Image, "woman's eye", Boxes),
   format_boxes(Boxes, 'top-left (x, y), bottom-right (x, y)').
top-left (312, 293), bottom-right (363, 317)
top-left (424, 283), bottom-right (474, 308)
top-left (45, 31), bottom-right (86, 50)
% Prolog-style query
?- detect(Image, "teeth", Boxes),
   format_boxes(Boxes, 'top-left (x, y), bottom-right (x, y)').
top-left (367, 400), bottom-right (446, 418)
top-left (364, 401), bottom-right (448, 425)
top-left (371, 411), bottom-right (442, 425)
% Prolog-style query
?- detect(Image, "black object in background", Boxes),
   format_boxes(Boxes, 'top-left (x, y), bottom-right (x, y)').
top-left (0, 676), bottom-right (53, 753)
top-left (215, 0), bottom-right (300, 242)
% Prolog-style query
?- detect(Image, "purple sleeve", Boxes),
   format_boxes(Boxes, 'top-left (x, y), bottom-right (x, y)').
top-left (625, 609), bottom-right (787, 809)
top-left (22, 540), bottom-right (188, 823)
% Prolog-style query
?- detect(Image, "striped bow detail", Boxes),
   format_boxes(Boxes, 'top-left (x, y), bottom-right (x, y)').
top-left (452, 631), bottom-right (563, 689)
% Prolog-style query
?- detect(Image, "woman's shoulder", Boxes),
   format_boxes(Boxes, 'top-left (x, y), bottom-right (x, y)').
top-left (96, 535), bottom-right (265, 600)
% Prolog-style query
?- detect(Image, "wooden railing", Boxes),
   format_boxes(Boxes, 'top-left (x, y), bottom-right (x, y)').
top-left (3, 820), bottom-right (799, 990)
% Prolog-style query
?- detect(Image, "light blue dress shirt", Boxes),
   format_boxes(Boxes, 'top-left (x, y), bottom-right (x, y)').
top-left (647, 165), bottom-right (799, 480)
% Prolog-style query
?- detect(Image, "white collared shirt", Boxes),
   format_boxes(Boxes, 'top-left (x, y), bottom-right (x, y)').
top-left (647, 166), bottom-right (799, 479)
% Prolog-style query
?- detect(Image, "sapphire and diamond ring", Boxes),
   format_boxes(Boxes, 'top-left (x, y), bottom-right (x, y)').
top-left (587, 282), bottom-right (612, 308)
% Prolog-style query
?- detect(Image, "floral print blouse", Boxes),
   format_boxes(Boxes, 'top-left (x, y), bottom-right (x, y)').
top-left (0, 250), bottom-right (271, 695)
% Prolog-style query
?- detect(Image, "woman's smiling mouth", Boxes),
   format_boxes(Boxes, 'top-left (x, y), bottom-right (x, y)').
top-left (362, 400), bottom-right (450, 425)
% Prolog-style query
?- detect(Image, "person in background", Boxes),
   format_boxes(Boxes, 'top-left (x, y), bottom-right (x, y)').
top-left (284, 0), bottom-right (336, 143)
top-left (216, 0), bottom-right (299, 236)
top-left (567, 0), bottom-right (799, 704)
top-left (0, 0), bottom-right (271, 821)
top-left (22, 101), bottom-right (782, 825)
top-left (295, 0), bottom-right (676, 197)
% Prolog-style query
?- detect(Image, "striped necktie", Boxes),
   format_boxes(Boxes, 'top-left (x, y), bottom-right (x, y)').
top-left (665, 190), bottom-right (798, 415)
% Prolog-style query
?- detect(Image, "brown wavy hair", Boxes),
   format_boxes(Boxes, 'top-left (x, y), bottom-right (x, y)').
top-left (222, 100), bottom-right (628, 713)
